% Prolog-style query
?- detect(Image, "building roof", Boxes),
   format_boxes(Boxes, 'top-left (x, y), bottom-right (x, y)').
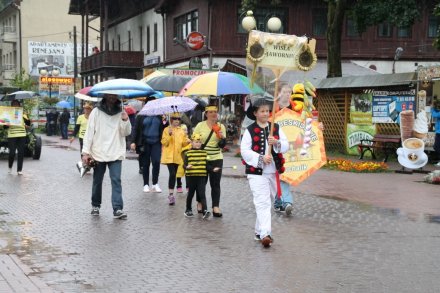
top-left (317, 72), bottom-right (417, 89)
top-left (227, 58), bottom-right (380, 84)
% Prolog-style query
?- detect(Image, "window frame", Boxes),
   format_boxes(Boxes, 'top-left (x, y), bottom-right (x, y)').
top-left (174, 10), bottom-right (199, 42)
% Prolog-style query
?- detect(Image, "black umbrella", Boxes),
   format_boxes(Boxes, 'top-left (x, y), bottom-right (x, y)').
top-left (146, 75), bottom-right (191, 93)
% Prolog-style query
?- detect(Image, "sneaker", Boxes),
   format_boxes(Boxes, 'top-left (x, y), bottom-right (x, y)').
top-left (254, 234), bottom-right (261, 241)
top-left (8, 168), bottom-right (12, 174)
top-left (143, 185), bottom-right (150, 193)
top-left (91, 207), bottom-right (100, 216)
top-left (17, 171), bottom-right (23, 175)
top-left (202, 210), bottom-right (211, 219)
top-left (261, 235), bottom-right (273, 248)
top-left (184, 210), bottom-right (194, 217)
top-left (285, 203), bottom-right (293, 216)
top-left (151, 184), bottom-right (162, 193)
top-left (177, 187), bottom-right (183, 193)
top-left (274, 206), bottom-right (283, 212)
top-left (113, 209), bottom-right (127, 219)
top-left (168, 195), bottom-right (175, 205)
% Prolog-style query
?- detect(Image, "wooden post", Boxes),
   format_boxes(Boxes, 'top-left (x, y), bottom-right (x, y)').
top-left (268, 68), bottom-right (281, 154)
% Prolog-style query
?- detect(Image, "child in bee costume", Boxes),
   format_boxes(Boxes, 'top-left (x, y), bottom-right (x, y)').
top-left (183, 133), bottom-right (218, 219)
top-left (241, 99), bottom-right (288, 248)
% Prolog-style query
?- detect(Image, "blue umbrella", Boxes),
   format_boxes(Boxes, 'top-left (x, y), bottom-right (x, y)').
top-left (88, 78), bottom-right (155, 98)
top-left (56, 100), bottom-right (72, 109)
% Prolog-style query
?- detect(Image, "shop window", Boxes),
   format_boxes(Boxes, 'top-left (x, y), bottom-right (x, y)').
top-left (147, 26), bottom-right (150, 54)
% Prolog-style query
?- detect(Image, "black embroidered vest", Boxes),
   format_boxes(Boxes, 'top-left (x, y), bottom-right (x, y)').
top-left (244, 122), bottom-right (285, 175)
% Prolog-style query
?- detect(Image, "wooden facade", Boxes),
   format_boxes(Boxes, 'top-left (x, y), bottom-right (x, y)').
top-left (160, 0), bottom-right (440, 66)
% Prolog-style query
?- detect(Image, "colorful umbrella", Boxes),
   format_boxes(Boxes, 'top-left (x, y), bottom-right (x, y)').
top-left (146, 75), bottom-right (192, 93)
top-left (138, 96), bottom-right (197, 116)
top-left (179, 72), bottom-right (254, 96)
top-left (1, 91), bottom-right (39, 101)
top-left (124, 105), bottom-right (136, 115)
top-left (75, 87), bottom-right (101, 102)
top-left (88, 78), bottom-right (155, 98)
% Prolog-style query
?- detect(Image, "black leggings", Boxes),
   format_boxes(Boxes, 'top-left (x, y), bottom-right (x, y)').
top-left (8, 137), bottom-right (26, 172)
top-left (186, 176), bottom-right (207, 212)
top-left (206, 159), bottom-right (223, 208)
top-left (167, 163), bottom-right (179, 190)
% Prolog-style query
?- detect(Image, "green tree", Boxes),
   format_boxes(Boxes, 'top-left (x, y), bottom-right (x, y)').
top-left (10, 69), bottom-right (38, 115)
top-left (241, 0), bottom-right (421, 77)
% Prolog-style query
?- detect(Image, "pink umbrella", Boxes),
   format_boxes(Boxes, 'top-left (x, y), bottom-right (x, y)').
top-left (79, 86), bottom-right (92, 94)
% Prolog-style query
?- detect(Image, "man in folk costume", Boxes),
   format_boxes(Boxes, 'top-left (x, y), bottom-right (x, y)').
top-left (241, 99), bottom-right (288, 248)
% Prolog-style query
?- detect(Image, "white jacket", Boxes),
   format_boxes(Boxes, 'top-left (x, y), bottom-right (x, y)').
top-left (82, 108), bottom-right (131, 162)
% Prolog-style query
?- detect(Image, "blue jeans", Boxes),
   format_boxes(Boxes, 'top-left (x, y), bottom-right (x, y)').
top-left (274, 180), bottom-right (293, 208)
top-left (92, 160), bottom-right (123, 212)
top-left (142, 142), bottom-right (161, 186)
top-left (60, 123), bottom-right (68, 139)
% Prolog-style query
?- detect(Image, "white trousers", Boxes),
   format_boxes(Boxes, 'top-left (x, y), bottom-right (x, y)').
top-left (248, 173), bottom-right (277, 238)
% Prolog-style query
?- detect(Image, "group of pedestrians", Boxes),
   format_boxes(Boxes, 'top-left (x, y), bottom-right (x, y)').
top-left (46, 107), bottom-right (71, 139)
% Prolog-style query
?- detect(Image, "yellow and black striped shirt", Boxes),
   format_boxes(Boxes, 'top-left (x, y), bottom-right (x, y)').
top-left (184, 149), bottom-right (207, 176)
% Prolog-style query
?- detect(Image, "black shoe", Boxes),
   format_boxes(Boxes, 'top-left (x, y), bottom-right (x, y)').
top-left (212, 211), bottom-right (222, 217)
top-left (184, 210), bottom-right (194, 217)
top-left (91, 206), bottom-right (100, 216)
top-left (202, 210), bottom-right (211, 219)
top-left (254, 234), bottom-right (261, 241)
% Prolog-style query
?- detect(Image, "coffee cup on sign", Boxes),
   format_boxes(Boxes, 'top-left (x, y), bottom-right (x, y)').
top-left (402, 138), bottom-right (425, 163)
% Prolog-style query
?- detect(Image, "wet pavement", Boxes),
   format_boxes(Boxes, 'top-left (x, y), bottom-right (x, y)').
top-left (0, 134), bottom-right (439, 292)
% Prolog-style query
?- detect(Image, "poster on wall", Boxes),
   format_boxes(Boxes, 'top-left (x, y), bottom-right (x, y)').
top-left (346, 123), bottom-right (376, 156)
top-left (371, 90), bottom-right (416, 124)
top-left (28, 41), bottom-right (93, 77)
top-left (350, 93), bottom-right (372, 124)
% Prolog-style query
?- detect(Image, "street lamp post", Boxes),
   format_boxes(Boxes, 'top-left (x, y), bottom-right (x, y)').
top-left (39, 68), bottom-right (60, 99)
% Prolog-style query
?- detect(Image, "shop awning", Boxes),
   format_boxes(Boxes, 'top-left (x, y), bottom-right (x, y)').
top-left (317, 72), bottom-right (417, 89)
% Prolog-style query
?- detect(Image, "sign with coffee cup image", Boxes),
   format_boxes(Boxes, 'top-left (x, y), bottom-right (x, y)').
top-left (396, 137), bottom-right (428, 169)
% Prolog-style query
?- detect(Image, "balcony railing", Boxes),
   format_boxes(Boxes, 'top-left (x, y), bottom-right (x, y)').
top-left (81, 51), bottom-right (144, 73)
top-left (1, 64), bottom-right (16, 71)
top-left (1, 26), bottom-right (16, 34)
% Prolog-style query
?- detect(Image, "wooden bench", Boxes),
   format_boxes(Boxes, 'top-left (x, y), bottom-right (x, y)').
top-left (358, 134), bottom-right (401, 162)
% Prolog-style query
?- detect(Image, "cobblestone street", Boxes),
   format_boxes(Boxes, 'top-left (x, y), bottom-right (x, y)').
top-left (0, 135), bottom-right (439, 292)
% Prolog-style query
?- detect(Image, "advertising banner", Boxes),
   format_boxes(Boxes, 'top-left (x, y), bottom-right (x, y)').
top-left (0, 106), bottom-right (23, 126)
top-left (350, 93), bottom-right (372, 125)
top-left (274, 108), bottom-right (326, 186)
top-left (346, 123), bottom-right (376, 156)
top-left (372, 90), bottom-right (416, 124)
top-left (28, 41), bottom-right (93, 77)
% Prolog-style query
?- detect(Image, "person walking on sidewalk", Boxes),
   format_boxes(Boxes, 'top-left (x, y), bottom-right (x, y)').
top-left (82, 94), bottom-right (131, 219)
top-left (193, 104), bottom-right (227, 217)
top-left (272, 83), bottom-right (295, 215)
top-left (5, 99), bottom-right (31, 175)
top-left (130, 96), bottom-right (166, 193)
top-left (241, 99), bottom-right (288, 248)
top-left (161, 112), bottom-right (190, 205)
top-left (59, 108), bottom-right (71, 139)
top-left (183, 133), bottom-right (216, 218)
top-left (70, 102), bottom-right (93, 156)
